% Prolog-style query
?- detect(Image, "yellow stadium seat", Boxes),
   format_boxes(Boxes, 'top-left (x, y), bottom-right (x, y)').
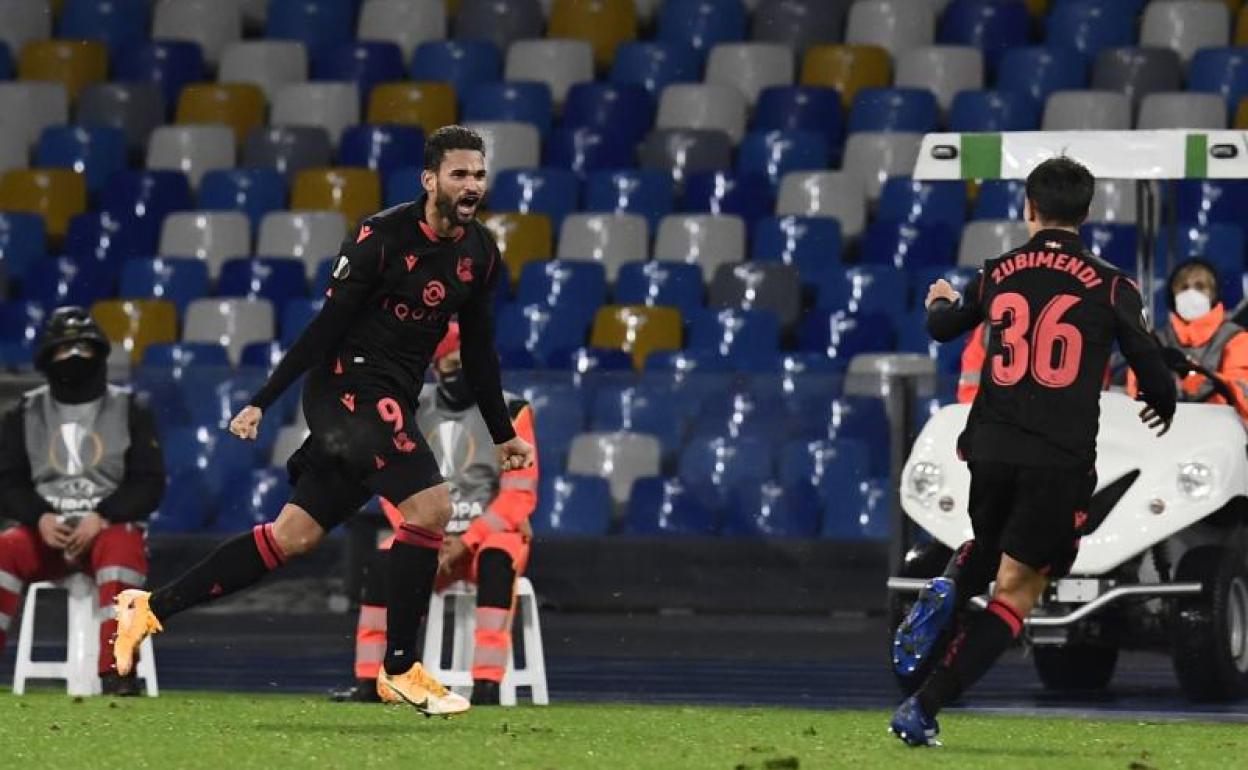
top-left (291, 167), bottom-right (381, 228)
top-left (0, 168), bottom-right (86, 240)
top-left (366, 82), bottom-right (457, 134)
top-left (1023, 0), bottom-right (1049, 17)
top-left (19, 40), bottom-right (108, 101)
top-left (1236, 97), bottom-right (1248, 128)
top-left (91, 299), bottom-right (179, 364)
top-left (800, 44), bottom-right (891, 109)
top-left (481, 212), bottom-right (552, 286)
top-left (1237, 5), bottom-right (1248, 45)
top-left (548, 0), bottom-right (638, 70)
top-left (176, 83), bottom-right (266, 143)
top-left (590, 304), bottom-right (682, 370)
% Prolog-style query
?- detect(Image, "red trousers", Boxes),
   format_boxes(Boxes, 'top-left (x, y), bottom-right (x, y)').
top-left (0, 523), bottom-right (148, 675)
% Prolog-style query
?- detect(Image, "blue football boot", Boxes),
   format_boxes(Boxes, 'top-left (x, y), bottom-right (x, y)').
top-left (889, 696), bottom-right (940, 747)
top-left (892, 577), bottom-right (956, 678)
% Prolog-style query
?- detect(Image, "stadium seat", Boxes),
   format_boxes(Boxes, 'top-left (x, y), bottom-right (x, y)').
top-left (958, 220), bottom-right (1029, 265)
top-left (141, 341), bottom-right (231, 375)
top-left (220, 41), bottom-right (310, 104)
top-left (278, 297), bottom-right (322, 346)
top-left (1154, 224), bottom-right (1246, 293)
top-left (291, 167), bottom-right (381, 228)
top-left (557, 213), bottom-right (648, 283)
top-left (848, 88), bottom-right (939, 134)
top-left (312, 43), bottom-right (403, 112)
top-left (1141, 1), bottom-right (1228, 64)
top-left (1138, 93), bottom-right (1227, 130)
top-left (338, 124), bottom-right (423, 175)
top-left (821, 474), bottom-right (887, 539)
top-left (23, 256), bottom-right (115, 308)
top-left (609, 41), bottom-right (702, 97)
top-left (265, 0), bottom-right (353, 61)
top-left (0, 82), bottom-right (67, 149)
top-left (461, 121), bottom-right (541, 177)
top-left (708, 262), bottom-right (802, 328)
top-left (58, 0), bottom-right (148, 58)
top-left (972, 179), bottom-right (1026, 221)
top-left (860, 220), bottom-right (957, 270)
top-left (489, 168), bottom-right (580, 231)
top-left (1043, 90), bottom-right (1131, 130)
top-left (585, 170), bottom-right (673, 231)
top-left (544, 126), bottom-right (635, 180)
top-left (877, 177), bottom-right (968, 232)
top-left (842, 132), bottom-right (922, 201)
top-left (894, 45), bottom-right (983, 113)
top-left (183, 297), bottom-right (275, 364)
top-left (1092, 47), bottom-right (1182, 111)
top-left (678, 434), bottom-right (773, 512)
top-left (680, 171), bottom-right (775, 226)
top-left (1080, 222), bottom-right (1137, 273)
top-left (242, 126), bottom-right (333, 180)
top-left (515, 258), bottom-right (608, 329)
top-left (656, 83), bottom-right (747, 143)
top-left (775, 170), bottom-right (866, 239)
top-left (752, 86), bottom-right (844, 159)
top-left (1189, 47), bottom-right (1248, 112)
top-left (624, 476), bottom-right (717, 535)
top-left (0, 1), bottom-right (50, 63)
top-left (657, 0), bottom-right (747, 55)
top-left (214, 468), bottom-right (291, 532)
top-left (996, 46), bottom-right (1086, 104)
top-left (119, 257), bottom-right (210, 314)
top-left (99, 170), bottom-right (194, 233)
top-left (176, 84), bottom-right (266, 143)
top-left (0, 168), bottom-right (85, 241)
top-left (736, 130), bottom-right (829, 191)
top-left (160, 427), bottom-right (255, 502)
top-left (218, 257), bottom-right (308, 314)
top-left (199, 168), bottom-right (289, 231)
top-left (1087, 178), bottom-right (1139, 224)
top-left (815, 264), bottom-right (906, 315)
top-left (686, 307), bottom-right (779, 370)
top-left (0, 212), bottom-right (46, 280)
top-left (462, 82), bottom-right (552, 137)
top-left (751, 215), bottom-right (842, 287)
top-left (808, 395), bottom-right (890, 475)
top-left (548, 0), bottom-right (637, 70)
top-left (613, 260), bottom-right (704, 316)
top-left (691, 382), bottom-right (795, 441)
top-left (18, 39), bottom-right (106, 102)
top-left (642, 349), bottom-right (732, 397)
top-left (937, 0), bottom-right (1029, 70)
top-left (547, 345), bottom-right (632, 377)
top-left (779, 437), bottom-right (871, 508)
top-left (91, 299), bottom-right (177, 363)
top-left (653, 214), bottom-right (745, 278)
top-left (496, 302), bottom-right (590, 366)
top-left (65, 211), bottom-right (158, 268)
top-left (357, 0), bottom-right (446, 59)
top-left (637, 128), bottom-right (733, 186)
top-left (76, 83), bottom-right (165, 157)
top-left (751, 0), bottom-right (847, 54)
top-left (531, 474), bottom-right (611, 535)
top-left (481, 212), bottom-right (552, 285)
top-left (159, 211), bottom-right (252, 279)
top-left (589, 304), bottom-right (682, 370)
top-left (1045, 0), bottom-right (1135, 60)
top-left (722, 480), bottom-right (820, 538)
top-left (383, 166), bottom-right (420, 206)
top-left (845, 0), bottom-right (934, 57)
top-left (239, 339), bottom-right (289, 373)
top-left (562, 83), bottom-right (655, 146)
top-left (705, 42), bottom-right (794, 106)
top-left (453, 0), bottom-right (544, 54)
top-left (0, 299), bottom-right (46, 364)
top-left (800, 44), bottom-right (890, 108)
top-left (152, 0), bottom-right (241, 67)
top-left (257, 211), bottom-right (347, 275)
top-left (35, 125), bottom-right (124, 193)
top-left (1175, 179), bottom-right (1248, 227)
top-left (947, 89), bottom-right (1040, 131)
top-left (272, 82), bottom-right (359, 147)
top-left (505, 39), bottom-right (593, 107)
top-left (146, 125), bottom-right (235, 189)
top-left (1239, 4), bottom-right (1248, 46)
top-left (149, 471), bottom-right (214, 533)
top-left (408, 40), bottom-right (501, 92)
top-left (112, 41), bottom-right (204, 118)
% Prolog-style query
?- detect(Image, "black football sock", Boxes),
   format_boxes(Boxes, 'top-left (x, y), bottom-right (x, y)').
top-left (475, 548), bottom-right (515, 610)
top-left (943, 539), bottom-right (1001, 614)
top-left (383, 522), bottom-right (443, 676)
top-left (148, 524), bottom-right (287, 621)
top-left (916, 598), bottom-right (1023, 716)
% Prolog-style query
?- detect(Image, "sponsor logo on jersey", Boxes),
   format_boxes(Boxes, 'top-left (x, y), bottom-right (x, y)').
top-left (382, 297), bottom-right (448, 324)
top-left (404, 253), bottom-right (418, 272)
top-left (356, 225), bottom-right (372, 243)
top-left (331, 255), bottom-right (351, 280)
top-left (457, 257), bottom-right (474, 282)
top-left (423, 280), bottom-right (446, 307)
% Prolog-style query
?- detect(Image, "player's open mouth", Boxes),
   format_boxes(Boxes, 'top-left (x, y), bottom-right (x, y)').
top-left (456, 196), bottom-right (480, 217)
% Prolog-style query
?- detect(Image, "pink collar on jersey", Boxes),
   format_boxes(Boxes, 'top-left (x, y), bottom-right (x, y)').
top-left (418, 218), bottom-right (466, 243)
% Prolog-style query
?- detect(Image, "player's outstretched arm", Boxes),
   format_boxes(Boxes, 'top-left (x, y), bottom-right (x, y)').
top-left (1112, 277), bottom-right (1176, 436)
top-left (926, 274), bottom-right (985, 342)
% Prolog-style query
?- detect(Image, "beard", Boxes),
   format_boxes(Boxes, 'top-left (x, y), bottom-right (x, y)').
top-left (434, 186), bottom-right (482, 226)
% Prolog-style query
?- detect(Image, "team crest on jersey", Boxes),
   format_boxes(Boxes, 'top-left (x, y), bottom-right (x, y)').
top-left (393, 431), bottom-right (416, 453)
top-left (404, 253), bottom-right (418, 272)
top-left (331, 255), bottom-right (351, 280)
top-left (423, 280), bottom-right (446, 306)
top-left (356, 225), bottom-right (372, 243)
top-left (457, 257), bottom-right (474, 282)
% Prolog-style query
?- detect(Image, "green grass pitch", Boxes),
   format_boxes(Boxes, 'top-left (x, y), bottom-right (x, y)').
top-left (1, 691), bottom-right (1244, 769)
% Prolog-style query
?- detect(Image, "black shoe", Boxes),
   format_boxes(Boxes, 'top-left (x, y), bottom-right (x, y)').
top-left (329, 679), bottom-right (380, 703)
top-left (101, 672), bottom-right (142, 697)
top-left (471, 679), bottom-right (500, 706)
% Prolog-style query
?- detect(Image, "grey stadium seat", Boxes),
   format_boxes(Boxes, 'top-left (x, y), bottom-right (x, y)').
top-left (566, 431), bottom-right (661, 506)
top-left (958, 220), bottom-right (1029, 266)
top-left (257, 211), bottom-right (348, 276)
top-left (454, 0), bottom-right (545, 53)
top-left (242, 126), bottom-right (333, 179)
top-left (219, 41), bottom-right (309, 103)
top-left (637, 129), bottom-right (733, 187)
top-left (153, 0), bottom-right (243, 68)
top-left (358, 0), bottom-right (447, 60)
top-left (0, 129), bottom-right (25, 175)
top-left (842, 132), bottom-right (922, 202)
top-left (705, 43), bottom-right (795, 106)
top-left (183, 298), bottom-right (275, 364)
top-left (653, 214), bottom-right (746, 278)
top-left (1086, 179), bottom-right (1139, 224)
top-left (146, 125), bottom-right (236, 189)
top-left (271, 83), bottom-right (360, 148)
top-left (1091, 47), bottom-right (1182, 111)
top-left (708, 262), bottom-right (803, 328)
top-left (656, 83), bottom-right (749, 144)
top-left (1137, 92), bottom-right (1226, 130)
top-left (556, 213), bottom-right (649, 282)
top-left (461, 121), bottom-right (540, 177)
top-left (1042, 90), bottom-right (1131, 131)
top-left (77, 84), bottom-right (165, 157)
top-left (0, 82), bottom-right (67, 149)
top-left (751, 0), bottom-right (849, 53)
top-left (775, 170), bottom-right (866, 239)
top-left (159, 211), bottom-right (252, 278)
top-left (895, 46), bottom-right (983, 112)
top-left (0, 1), bottom-right (52, 62)
top-left (1140, 0), bottom-right (1228, 64)
top-left (505, 38), bottom-right (594, 107)
top-left (845, 0), bottom-right (934, 58)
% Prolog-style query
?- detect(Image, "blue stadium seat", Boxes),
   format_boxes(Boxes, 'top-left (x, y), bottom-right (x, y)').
top-left (338, 124), bottom-right (424, 174)
top-left (860, 221), bottom-right (957, 270)
top-left (678, 434), bottom-right (772, 511)
top-left (1154, 224), bottom-right (1245, 280)
top-left (496, 302), bottom-right (592, 366)
top-left (313, 42), bottom-right (405, 106)
top-left (217, 257), bottom-right (309, 314)
top-left (59, 0), bottom-right (150, 58)
top-left (1175, 180), bottom-right (1248, 228)
top-left (752, 86), bottom-right (844, 164)
top-left (591, 383), bottom-right (683, 454)
top-left (114, 41), bottom-right (205, 115)
top-left (877, 178), bottom-right (968, 232)
top-left (100, 170), bottom-right (194, 232)
top-left (1189, 48), bottom-right (1248, 113)
top-left (585, 170), bottom-right (674, 231)
top-left (909, 266), bottom-right (980, 308)
top-left (736, 130), bottom-right (829, 190)
top-left (690, 385), bottom-right (789, 443)
top-left (744, 352), bottom-right (843, 417)
top-left (531, 474), bottom-right (611, 535)
top-left (972, 179), bottom-right (1026, 220)
top-left (65, 212), bottom-right (158, 269)
top-left (490, 168), bottom-right (580, 230)
top-left (1080, 223), bottom-right (1137, 273)
top-left (680, 171), bottom-right (774, 225)
top-left (199, 169), bottom-right (288, 230)
top-left (36, 126), bottom-right (126, 194)
top-left (562, 83), bottom-right (655, 146)
top-left (142, 341), bottom-right (231, 374)
top-left (238, 340), bottom-right (287, 373)
top-left (384, 166), bottom-right (420, 207)
top-left (462, 82), bottom-right (553, 136)
top-left (119, 257), bottom-right (210, 314)
top-left (514, 378), bottom-right (585, 472)
top-left (847, 88), bottom-right (939, 134)
top-left (897, 317), bottom-right (966, 374)
top-left (610, 41), bottom-right (702, 96)
top-left (1045, 1), bottom-right (1136, 61)
top-left (624, 476), bottom-right (717, 535)
top-left (515, 259), bottom-right (608, 328)
top-left (722, 480), bottom-right (820, 538)
top-left (658, 0), bottom-right (747, 55)
top-left (948, 90), bottom-right (1040, 132)
top-left (815, 264), bottom-right (907, 314)
top-left (266, 0), bottom-right (354, 61)
top-left (997, 47), bottom-right (1087, 104)
top-left (0, 42), bottom-right (13, 81)
top-left (821, 474), bottom-right (889, 539)
top-left (938, 0), bottom-right (1030, 70)
top-left (812, 396), bottom-right (890, 476)
top-left (213, 468), bottom-right (291, 532)
top-left (149, 470), bottom-right (215, 533)
top-left (158, 424), bottom-right (256, 501)
top-left (797, 310), bottom-right (895, 369)
top-left (779, 437), bottom-right (870, 506)
top-left (751, 215), bottom-right (842, 288)
top-left (278, 298), bottom-right (322, 347)
top-left (543, 346), bottom-right (633, 378)
top-left (686, 308), bottom-right (780, 371)
top-left (543, 127), bottom-right (635, 180)
top-left (23, 257), bottom-right (116, 309)
top-left (186, 374), bottom-right (298, 435)
top-left (0, 301), bottom-right (46, 360)
top-left (409, 40), bottom-right (502, 92)
top-left (0, 213), bottom-right (47, 281)
top-left (614, 260), bottom-right (704, 316)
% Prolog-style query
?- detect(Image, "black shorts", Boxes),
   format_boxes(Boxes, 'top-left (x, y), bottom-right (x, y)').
top-left (286, 363), bottom-right (442, 531)
top-left (966, 461), bottom-right (1097, 579)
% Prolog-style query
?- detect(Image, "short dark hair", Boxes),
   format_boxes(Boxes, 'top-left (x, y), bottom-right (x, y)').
top-left (423, 125), bottom-right (486, 172)
top-left (1024, 156), bottom-right (1095, 227)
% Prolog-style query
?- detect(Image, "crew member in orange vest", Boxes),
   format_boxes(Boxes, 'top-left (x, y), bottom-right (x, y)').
top-left (956, 324), bottom-right (990, 403)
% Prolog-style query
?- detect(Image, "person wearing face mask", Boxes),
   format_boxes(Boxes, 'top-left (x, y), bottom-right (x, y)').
top-left (332, 322), bottom-right (540, 706)
top-left (0, 307), bottom-right (165, 695)
top-left (1128, 258), bottom-right (1248, 421)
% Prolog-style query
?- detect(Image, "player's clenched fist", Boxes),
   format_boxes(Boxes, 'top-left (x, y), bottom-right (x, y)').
top-left (229, 405), bottom-right (263, 441)
top-left (496, 435), bottom-right (535, 471)
top-left (925, 279), bottom-right (961, 309)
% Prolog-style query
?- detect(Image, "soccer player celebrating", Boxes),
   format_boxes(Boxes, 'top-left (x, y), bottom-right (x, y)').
top-left (112, 126), bottom-right (534, 716)
top-left (889, 157), bottom-right (1176, 746)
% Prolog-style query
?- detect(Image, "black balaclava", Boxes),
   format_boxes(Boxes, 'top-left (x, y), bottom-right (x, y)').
top-left (436, 365), bottom-right (475, 412)
top-left (35, 307), bottom-right (111, 404)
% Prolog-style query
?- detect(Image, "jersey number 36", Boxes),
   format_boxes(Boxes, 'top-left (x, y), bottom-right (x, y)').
top-left (989, 292), bottom-right (1083, 389)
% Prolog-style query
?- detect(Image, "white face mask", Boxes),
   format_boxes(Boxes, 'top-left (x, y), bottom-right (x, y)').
top-left (1174, 288), bottom-right (1213, 322)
